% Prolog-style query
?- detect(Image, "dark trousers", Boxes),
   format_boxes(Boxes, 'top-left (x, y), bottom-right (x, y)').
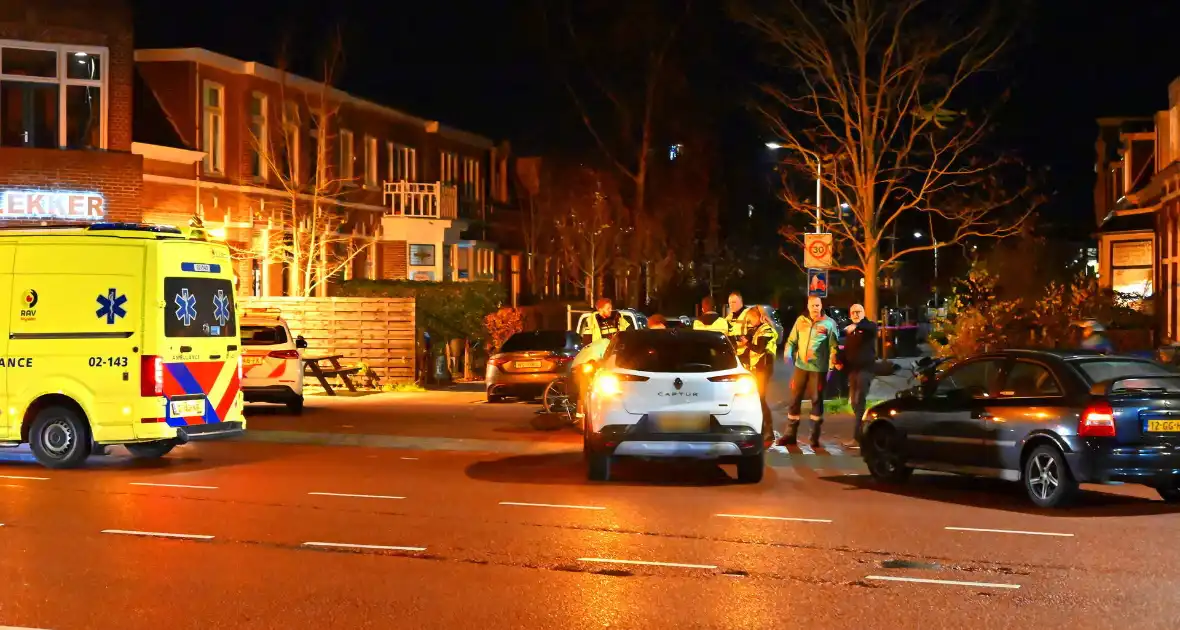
top-left (786, 369), bottom-right (826, 442)
top-left (847, 368), bottom-right (875, 442)
top-left (752, 360), bottom-right (774, 444)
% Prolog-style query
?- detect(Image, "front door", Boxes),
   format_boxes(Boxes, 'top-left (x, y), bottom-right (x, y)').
top-left (908, 358), bottom-right (1006, 468)
top-left (983, 359), bottom-right (1068, 476)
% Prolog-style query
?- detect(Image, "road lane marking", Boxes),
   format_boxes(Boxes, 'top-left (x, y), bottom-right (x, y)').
top-left (1, 626), bottom-right (54, 629)
top-left (0, 475), bottom-right (48, 481)
top-left (302, 542), bottom-right (426, 552)
top-left (578, 557), bottom-right (717, 570)
top-left (945, 526), bottom-right (1074, 538)
top-left (307, 492), bottom-right (405, 500)
top-left (101, 529), bottom-right (214, 540)
top-left (865, 575), bottom-right (1020, 589)
top-left (798, 443), bottom-right (815, 455)
top-left (400, 457), bottom-right (419, 460)
top-left (500, 501), bottom-right (606, 511)
top-left (130, 482), bottom-right (218, 490)
top-left (716, 513), bottom-right (832, 523)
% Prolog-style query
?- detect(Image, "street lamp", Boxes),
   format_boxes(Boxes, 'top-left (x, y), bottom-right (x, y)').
top-left (913, 231), bottom-right (940, 308)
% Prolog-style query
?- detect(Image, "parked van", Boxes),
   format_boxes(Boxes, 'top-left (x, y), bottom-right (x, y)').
top-left (0, 223), bottom-right (245, 468)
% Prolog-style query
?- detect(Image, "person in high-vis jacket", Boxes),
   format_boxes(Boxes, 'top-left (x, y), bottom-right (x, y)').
top-left (586, 298), bottom-right (630, 342)
top-left (735, 306), bottom-right (779, 444)
top-left (780, 295), bottom-right (840, 447)
top-left (693, 296), bottom-right (728, 333)
top-left (724, 291), bottom-right (750, 341)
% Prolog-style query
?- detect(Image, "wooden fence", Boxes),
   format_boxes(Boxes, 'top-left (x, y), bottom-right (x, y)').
top-left (239, 297), bottom-right (416, 383)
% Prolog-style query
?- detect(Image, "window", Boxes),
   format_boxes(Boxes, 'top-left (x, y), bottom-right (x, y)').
top-left (935, 359), bottom-right (1003, 398)
top-left (1110, 239), bottom-right (1153, 297)
top-left (249, 92), bottom-right (268, 181)
top-left (462, 156), bottom-right (481, 200)
top-left (611, 332), bottom-right (740, 373)
top-left (1000, 362), bottom-right (1062, 397)
top-left (202, 81), bottom-right (224, 174)
top-left (339, 128), bottom-right (354, 183)
top-left (440, 151), bottom-right (458, 183)
top-left (409, 244), bottom-right (435, 266)
top-left (163, 277), bottom-right (236, 338)
top-left (241, 324), bottom-right (288, 346)
top-left (389, 143), bottom-right (416, 181)
top-left (500, 331), bottom-right (572, 353)
top-left (1072, 359), bottom-right (1176, 384)
top-left (279, 101), bottom-right (299, 182)
top-left (0, 42), bottom-right (106, 149)
top-left (364, 135), bottom-right (378, 187)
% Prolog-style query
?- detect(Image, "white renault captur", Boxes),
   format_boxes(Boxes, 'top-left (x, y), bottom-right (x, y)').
top-left (240, 316), bottom-right (306, 414)
top-left (584, 329), bottom-right (765, 483)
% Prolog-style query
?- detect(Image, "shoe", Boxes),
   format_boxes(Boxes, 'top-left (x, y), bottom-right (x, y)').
top-left (841, 440), bottom-right (860, 450)
top-left (775, 435), bottom-right (797, 447)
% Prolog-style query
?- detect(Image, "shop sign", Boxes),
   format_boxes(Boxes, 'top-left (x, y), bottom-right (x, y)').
top-left (0, 191), bottom-right (105, 220)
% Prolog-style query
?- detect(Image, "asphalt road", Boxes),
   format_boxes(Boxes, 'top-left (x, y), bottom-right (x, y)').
top-left (0, 392), bottom-right (1177, 629)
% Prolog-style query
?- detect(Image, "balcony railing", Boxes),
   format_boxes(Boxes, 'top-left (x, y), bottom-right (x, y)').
top-left (383, 181), bottom-right (458, 220)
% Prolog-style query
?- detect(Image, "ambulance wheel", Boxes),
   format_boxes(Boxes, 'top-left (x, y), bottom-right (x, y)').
top-left (29, 406), bottom-right (92, 469)
top-left (125, 441), bottom-right (176, 459)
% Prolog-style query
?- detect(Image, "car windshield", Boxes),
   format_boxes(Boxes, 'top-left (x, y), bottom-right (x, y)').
top-left (612, 331), bottom-right (738, 373)
top-left (501, 331), bottom-right (568, 353)
top-left (1072, 359), bottom-right (1177, 384)
top-left (242, 324), bottom-right (288, 346)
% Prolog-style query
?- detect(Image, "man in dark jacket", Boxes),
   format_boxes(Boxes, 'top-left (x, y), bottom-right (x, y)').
top-left (842, 303), bottom-right (878, 448)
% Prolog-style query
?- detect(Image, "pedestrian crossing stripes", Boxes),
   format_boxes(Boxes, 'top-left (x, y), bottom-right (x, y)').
top-left (765, 440), bottom-right (867, 474)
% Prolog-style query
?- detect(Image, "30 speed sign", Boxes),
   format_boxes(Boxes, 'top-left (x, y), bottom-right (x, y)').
top-left (803, 233), bottom-right (833, 269)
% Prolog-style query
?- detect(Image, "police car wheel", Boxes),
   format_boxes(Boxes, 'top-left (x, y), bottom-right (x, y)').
top-left (29, 407), bottom-right (92, 469)
top-left (125, 441), bottom-right (176, 459)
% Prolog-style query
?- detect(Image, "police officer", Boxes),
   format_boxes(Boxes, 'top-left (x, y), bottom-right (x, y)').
top-left (724, 291), bottom-right (749, 341)
top-left (586, 298), bottom-right (630, 342)
top-left (693, 296), bottom-right (728, 333)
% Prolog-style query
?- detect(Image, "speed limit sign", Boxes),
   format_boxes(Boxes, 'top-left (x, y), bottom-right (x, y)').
top-left (803, 233), bottom-right (833, 269)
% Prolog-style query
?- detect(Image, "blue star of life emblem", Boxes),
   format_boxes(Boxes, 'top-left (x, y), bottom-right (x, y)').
top-left (174, 288), bottom-right (198, 326)
top-left (95, 288), bottom-right (127, 325)
top-left (213, 289), bottom-right (231, 326)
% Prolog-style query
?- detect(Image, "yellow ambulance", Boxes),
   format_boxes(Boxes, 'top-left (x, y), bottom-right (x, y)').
top-left (0, 222), bottom-right (245, 468)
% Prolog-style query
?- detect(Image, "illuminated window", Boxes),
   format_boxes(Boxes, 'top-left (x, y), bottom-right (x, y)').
top-left (363, 135), bottom-right (378, 187)
top-left (249, 92), bottom-right (267, 181)
top-left (202, 81), bottom-right (224, 174)
top-left (389, 143), bottom-right (416, 182)
top-left (0, 42), bottom-right (106, 149)
top-left (669, 143), bottom-right (682, 160)
top-left (440, 151), bottom-right (458, 184)
top-left (339, 128), bottom-right (354, 183)
top-left (462, 156), bottom-right (481, 200)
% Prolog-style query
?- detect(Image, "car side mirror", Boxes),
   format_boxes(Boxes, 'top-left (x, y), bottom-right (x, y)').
top-left (296, 336), bottom-right (308, 349)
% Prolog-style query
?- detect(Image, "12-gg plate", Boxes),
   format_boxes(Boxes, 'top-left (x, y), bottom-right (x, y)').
top-left (1147, 419), bottom-right (1180, 432)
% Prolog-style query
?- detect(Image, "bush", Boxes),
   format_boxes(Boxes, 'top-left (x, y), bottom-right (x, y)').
top-left (484, 307), bottom-right (524, 353)
top-left (340, 280), bottom-right (505, 346)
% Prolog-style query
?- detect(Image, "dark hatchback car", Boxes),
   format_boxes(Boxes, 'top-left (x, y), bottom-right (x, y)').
top-left (485, 331), bottom-right (582, 402)
top-left (860, 350), bottom-right (1180, 508)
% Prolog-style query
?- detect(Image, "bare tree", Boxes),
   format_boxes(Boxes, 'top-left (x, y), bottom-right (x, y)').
top-left (239, 32), bottom-right (375, 297)
top-left (743, 0), bottom-right (1036, 317)
top-left (512, 156), bottom-right (551, 298)
top-left (547, 162), bottom-right (628, 304)
top-left (546, 0), bottom-right (693, 305)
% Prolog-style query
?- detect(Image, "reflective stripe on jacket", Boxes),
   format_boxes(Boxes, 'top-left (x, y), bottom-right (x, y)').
top-left (588, 312), bottom-right (630, 343)
top-left (693, 312), bottom-right (728, 333)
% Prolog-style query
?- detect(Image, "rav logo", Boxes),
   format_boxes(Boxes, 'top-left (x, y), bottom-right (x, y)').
top-left (658, 391), bottom-right (699, 397)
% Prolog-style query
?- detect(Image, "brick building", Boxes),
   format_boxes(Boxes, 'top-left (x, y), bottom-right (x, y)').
top-left (1095, 77), bottom-right (1180, 342)
top-left (0, 0), bottom-right (141, 224)
top-left (134, 47), bottom-right (517, 297)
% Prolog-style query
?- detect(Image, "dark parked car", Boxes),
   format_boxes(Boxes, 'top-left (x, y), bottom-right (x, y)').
top-left (485, 331), bottom-right (582, 402)
top-left (860, 349), bottom-right (1180, 508)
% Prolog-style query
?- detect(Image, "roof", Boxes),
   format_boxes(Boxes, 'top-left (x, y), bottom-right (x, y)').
top-left (134, 48), bottom-right (494, 150)
top-left (132, 66), bottom-right (192, 150)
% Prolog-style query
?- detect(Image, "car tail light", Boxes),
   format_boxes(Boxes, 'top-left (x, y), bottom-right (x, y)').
top-left (141, 355), bottom-right (163, 397)
top-left (1079, 401), bottom-right (1116, 437)
top-left (268, 349), bottom-right (300, 359)
top-left (708, 374), bottom-right (757, 395)
top-left (594, 372), bottom-right (621, 396)
top-left (615, 373), bottom-right (650, 382)
top-left (488, 355), bottom-right (510, 368)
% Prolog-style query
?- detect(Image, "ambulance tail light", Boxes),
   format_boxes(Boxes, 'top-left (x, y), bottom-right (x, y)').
top-left (268, 349), bottom-right (300, 360)
top-left (141, 355), bottom-right (163, 397)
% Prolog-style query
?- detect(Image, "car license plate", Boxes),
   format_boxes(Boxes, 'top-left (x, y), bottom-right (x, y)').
top-left (515, 360), bottom-right (542, 369)
top-left (1147, 419), bottom-right (1180, 432)
top-left (653, 412), bottom-right (710, 433)
top-left (243, 355), bottom-right (266, 367)
top-left (169, 398), bottom-right (205, 418)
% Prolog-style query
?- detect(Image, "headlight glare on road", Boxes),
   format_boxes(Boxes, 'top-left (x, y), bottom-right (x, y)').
top-left (594, 372), bottom-right (621, 396)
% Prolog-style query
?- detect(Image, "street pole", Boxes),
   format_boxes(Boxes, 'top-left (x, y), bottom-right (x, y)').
top-left (815, 161), bottom-right (822, 232)
top-left (933, 241), bottom-right (939, 309)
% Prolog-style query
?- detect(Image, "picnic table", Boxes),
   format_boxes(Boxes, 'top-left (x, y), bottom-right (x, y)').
top-left (302, 354), bottom-right (376, 395)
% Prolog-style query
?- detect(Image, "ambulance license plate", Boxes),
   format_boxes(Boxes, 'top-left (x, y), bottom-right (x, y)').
top-left (243, 355), bottom-right (266, 367)
top-left (169, 397), bottom-right (205, 418)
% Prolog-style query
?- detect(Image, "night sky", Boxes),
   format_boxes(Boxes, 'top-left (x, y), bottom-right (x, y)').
top-left (132, 0), bottom-right (1180, 236)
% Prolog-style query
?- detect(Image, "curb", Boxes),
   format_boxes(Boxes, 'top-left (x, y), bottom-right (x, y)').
top-left (234, 430), bottom-right (581, 455)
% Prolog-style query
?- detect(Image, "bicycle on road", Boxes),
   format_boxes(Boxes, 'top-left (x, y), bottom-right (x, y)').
top-left (542, 376), bottom-right (577, 423)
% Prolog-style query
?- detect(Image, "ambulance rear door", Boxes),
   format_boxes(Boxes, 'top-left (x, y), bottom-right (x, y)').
top-left (151, 240), bottom-right (241, 428)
